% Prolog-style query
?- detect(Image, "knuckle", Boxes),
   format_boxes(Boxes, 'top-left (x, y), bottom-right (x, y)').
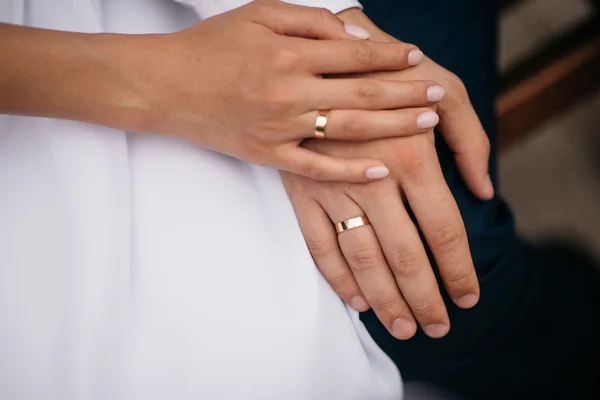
top-left (408, 83), bottom-right (428, 104)
top-left (410, 300), bottom-right (438, 316)
top-left (305, 239), bottom-right (335, 258)
top-left (271, 49), bottom-right (302, 73)
top-left (326, 272), bottom-right (355, 293)
top-left (303, 163), bottom-right (326, 181)
top-left (396, 146), bottom-right (425, 176)
top-left (352, 41), bottom-right (377, 66)
top-left (388, 247), bottom-right (419, 277)
top-left (261, 84), bottom-right (297, 114)
top-left (371, 295), bottom-right (402, 311)
top-left (347, 247), bottom-right (379, 272)
top-left (316, 7), bottom-right (336, 24)
top-left (357, 82), bottom-right (384, 108)
top-left (446, 73), bottom-right (469, 105)
top-left (444, 269), bottom-right (472, 286)
top-left (479, 135), bottom-right (491, 157)
top-left (431, 224), bottom-right (465, 253)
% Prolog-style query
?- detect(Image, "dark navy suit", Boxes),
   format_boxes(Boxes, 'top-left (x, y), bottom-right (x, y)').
top-left (359, 2), bottom-right (600, 398)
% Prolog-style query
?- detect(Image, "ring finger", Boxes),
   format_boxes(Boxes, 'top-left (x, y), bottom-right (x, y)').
top-left (318, 190), bottom-right (418, 340)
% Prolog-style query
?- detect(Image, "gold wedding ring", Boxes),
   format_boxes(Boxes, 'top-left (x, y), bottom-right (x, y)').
top-left (314, 110), bottom-right (329, 139)
top-left (335, 215), bottom-right (371, 234)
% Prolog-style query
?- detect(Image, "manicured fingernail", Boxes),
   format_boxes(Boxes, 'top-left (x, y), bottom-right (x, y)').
top-left (456, 293), bottom-right (479, 309)
top-left (366, 166), bottom-right (389, 180)
top-left (349, 296), bottom-right (369, 311)
top-left (416, 111), bottom-right (439, 129)
top-left (422, 323), bottom-right (449, 339)
top-left (392, 318), bottom-right (417, 340)
top-left (408, 49), bottom-right (424, 66)
top-left (427, 86), bottom-right (446, 102)
top-left (344, 23), bottom-right (370, 40)
top-left (484, 174), bottom-right (495, 198)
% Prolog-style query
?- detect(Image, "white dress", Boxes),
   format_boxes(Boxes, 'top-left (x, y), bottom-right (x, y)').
top-left (0, 1), bottom-right (402, 399)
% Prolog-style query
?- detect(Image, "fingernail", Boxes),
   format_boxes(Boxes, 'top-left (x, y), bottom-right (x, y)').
top-left (422, 323), bottom-right (449, 339)
top-left (392, 318), bottom-right (417, 340)
top-left (366, 166), bottom-right (389, 180)
top-left (344, 23), bottom-right (370, 40)
top-left (349, 296), bottom-right (369, 311)
top-left (416, 111), bottom-right (439, 129)
top-left (456, 293), bottom-right (479, 309)
top-left (408, 49), bottom-right (424, 66)
top-left (427, 86), bottom-right (446, 102)
top-left (483, 174), bottom-right (495, 198)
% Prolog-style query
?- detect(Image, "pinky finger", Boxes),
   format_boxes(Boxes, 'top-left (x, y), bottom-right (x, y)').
top-left (278, 145), bottom-right (390, 183)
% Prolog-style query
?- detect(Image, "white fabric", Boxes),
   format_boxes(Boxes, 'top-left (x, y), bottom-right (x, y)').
top-left (0, 1), bottom-right (400, 399)
top-left (179, 0), bottom-right (362, 19)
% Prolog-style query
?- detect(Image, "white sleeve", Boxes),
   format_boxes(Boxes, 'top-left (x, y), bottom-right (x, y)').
top-left (176, 0), bottom-right (362, 20)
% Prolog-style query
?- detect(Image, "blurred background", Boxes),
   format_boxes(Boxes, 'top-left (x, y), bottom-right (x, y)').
top-left (497, 0), bottom-right (600, 260)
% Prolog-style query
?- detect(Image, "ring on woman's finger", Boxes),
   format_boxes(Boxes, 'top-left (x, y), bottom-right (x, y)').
top-left (314, 110), bottom-right (329, 139)
top-left (335, 215), bottom-right (370, 234)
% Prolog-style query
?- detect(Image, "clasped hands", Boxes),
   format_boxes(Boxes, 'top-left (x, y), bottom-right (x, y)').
top-left (122, 1), bottom-right (493, 340)
top-left (280, 8), bottom-right (495, 340)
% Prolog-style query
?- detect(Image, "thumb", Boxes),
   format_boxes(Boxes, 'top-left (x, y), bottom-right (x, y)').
top-left (250, 1), bottom-right (370, 40)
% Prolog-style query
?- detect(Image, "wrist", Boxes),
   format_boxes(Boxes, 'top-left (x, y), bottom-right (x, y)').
top-left (82, 33), bottom-right (156, 132)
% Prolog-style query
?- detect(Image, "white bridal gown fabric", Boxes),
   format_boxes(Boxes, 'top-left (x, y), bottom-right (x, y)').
top-left (0, 0), bottom-right (402, 399)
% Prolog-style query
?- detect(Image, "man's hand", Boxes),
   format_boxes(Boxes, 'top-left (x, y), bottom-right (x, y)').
top-left (283, 131), bottom-right (479, 340)
top-left (282, 9), bottom-right (493, 340)
top-left (336, 8), bottom-right (494, 200)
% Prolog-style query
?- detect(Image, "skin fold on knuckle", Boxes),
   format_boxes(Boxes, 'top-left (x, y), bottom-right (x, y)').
top-left (443, 269), bottom-right (474, 288)
top-left (352, 41), bottom-right (377, 67)
top-left (444, 72), bottom-right (470, 108)
top-left (316, 7), bottom-right (338, 29)
top-left (303, 163), bottom-right (327, 181)
top-left (261, 83), bottom-right (298, 116)
top-left (325, 272), bottom-right (358, 296)
top-left (270, 48), bottom-right (302, 74)
top-left (396, 146), bottom-right (426, 179)
top-left (388, 247), bottom-right (420, 278)
top-left (356, 82), bottom-right (384, 108)
top-left (346, 246), bottom-right (379, 272)
top-left (409, 300), bottom-right (440, 317)
top-left (371, 295), bottom-right (403, 313)
top-left (305, 238), bottom-right (334, 258)
top-left (431, 224), bottom-right (466, 254)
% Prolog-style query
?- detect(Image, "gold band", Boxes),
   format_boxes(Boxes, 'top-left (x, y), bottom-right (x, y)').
top-left (335, 215), bottom-right (370, 234)
top-left (315, 110), bottom-right (329, 139)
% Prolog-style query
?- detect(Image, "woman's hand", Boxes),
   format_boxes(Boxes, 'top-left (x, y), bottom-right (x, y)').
top-left (0, 1), bottom-right (440, 182)
top-left (282, 132), bottom-right (479, 340)
top-left (101, 1), bottom-right (441, 182)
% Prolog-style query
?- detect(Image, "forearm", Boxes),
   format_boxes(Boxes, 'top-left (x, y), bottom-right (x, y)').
top-left (0, 23), bottom-right (149, 131)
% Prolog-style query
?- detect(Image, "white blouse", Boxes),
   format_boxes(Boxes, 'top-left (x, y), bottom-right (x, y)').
top-left (0, 1), bottom-right (402, 399)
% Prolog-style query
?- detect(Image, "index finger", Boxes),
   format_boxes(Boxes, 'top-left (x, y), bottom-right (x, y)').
top-left (398, 137), bottom-right (480, 309)
top-left (438, 88), bottom-right (494, 201)
top-left (293, 38), bottom-right (423, 74)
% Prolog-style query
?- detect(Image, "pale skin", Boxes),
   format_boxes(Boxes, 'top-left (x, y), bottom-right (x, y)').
top-left (1, 1), bottom-right (490, 340)
top-left (283, 8), bottom-right (494, 340)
